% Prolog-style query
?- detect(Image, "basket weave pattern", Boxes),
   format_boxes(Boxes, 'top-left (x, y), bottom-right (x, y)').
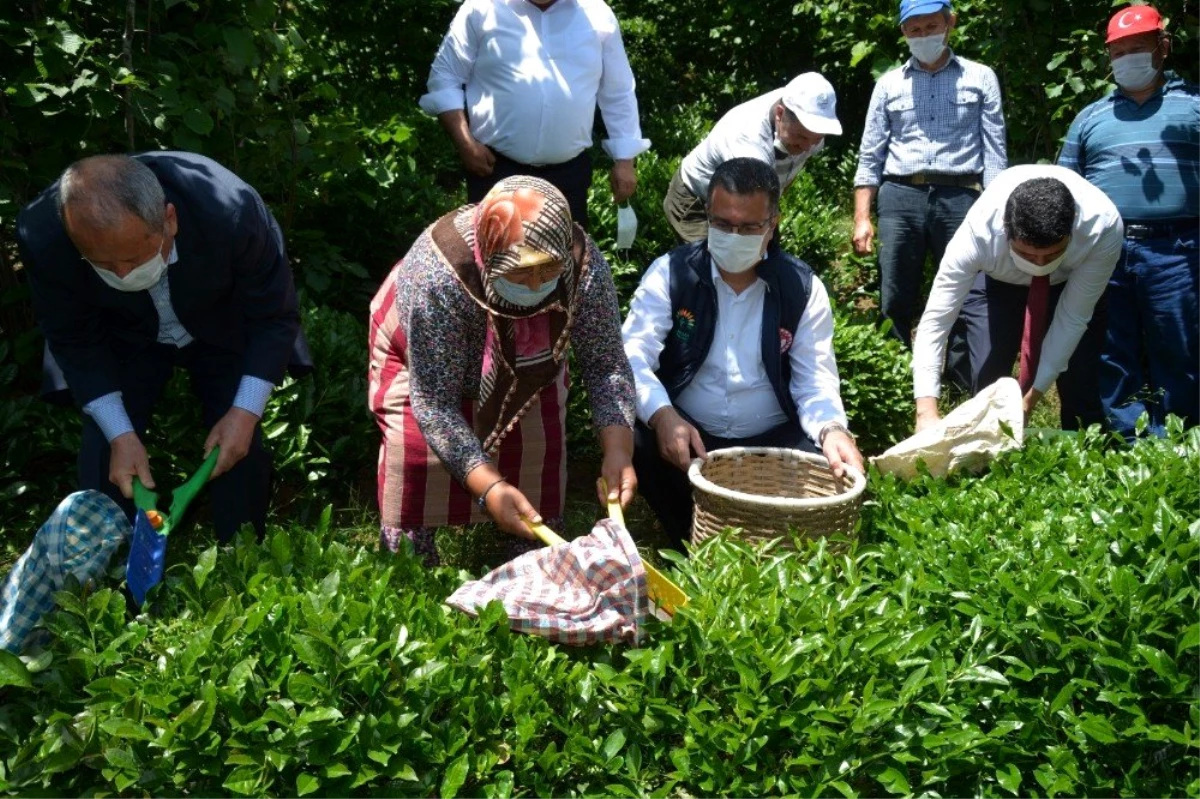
top-left (688, 447), bottom-right (865, 548)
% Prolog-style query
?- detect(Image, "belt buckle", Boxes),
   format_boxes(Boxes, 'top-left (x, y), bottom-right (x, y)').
top-left (910, 173), bottom-right (929, 186)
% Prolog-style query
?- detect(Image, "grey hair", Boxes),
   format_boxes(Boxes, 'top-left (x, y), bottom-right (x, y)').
top-left (57, 155), bottom-right (165, 232)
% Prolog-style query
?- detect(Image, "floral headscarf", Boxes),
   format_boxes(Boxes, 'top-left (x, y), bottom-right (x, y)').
top-left (436, 176), bottom-right (589, 453)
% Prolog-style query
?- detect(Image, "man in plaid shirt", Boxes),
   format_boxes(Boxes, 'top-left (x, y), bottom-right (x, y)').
top-left (852, 0), bottom-right (1007, 378)
top-left (0, 491), bottom-right (130, 653)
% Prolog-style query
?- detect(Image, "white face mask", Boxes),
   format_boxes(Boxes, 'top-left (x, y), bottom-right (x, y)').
top-left (1112, 51), bottom-right (1159, 92)
top-left (1011, 247), bottom-right (1067, 277)
top-left (707, 228), bottom-right (766, 274)
top-left (491, 275), bottom-right (560, 307)
top-left (88, 237), bottom-right (168, 292)
top-left (615, 204), bottom-right (638, 249)
top-left (906, 33), bottom-right (947, 65)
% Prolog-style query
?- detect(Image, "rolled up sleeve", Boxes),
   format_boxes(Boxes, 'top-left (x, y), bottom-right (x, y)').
top-left (419, 1), bottom-right (479, 116)
top-left (596, 21), bottom-right (650, 161)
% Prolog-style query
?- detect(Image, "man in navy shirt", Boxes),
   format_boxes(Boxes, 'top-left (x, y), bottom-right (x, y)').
top-left (1058, 5), bottom-right (1199, 438)
top-left (17, 152), bottom-right (305, 540)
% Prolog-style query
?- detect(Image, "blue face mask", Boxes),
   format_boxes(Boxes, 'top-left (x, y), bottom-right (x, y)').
top-left (491, 275), bottom-right (560, 307)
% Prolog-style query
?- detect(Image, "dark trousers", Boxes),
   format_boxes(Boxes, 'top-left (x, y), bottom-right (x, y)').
top-left (466, 149), bottom-right (592, 229)
top-left (877, 180), bottom-right (978, 391)
top-left (957, 272), bottom-right (1106, 430)
top-left (1100, 231), bottom-right (1199, 438)
top-left (632, 416), bottom-right (820, 551)
top-left (79, 340), bottom-right (270, 542)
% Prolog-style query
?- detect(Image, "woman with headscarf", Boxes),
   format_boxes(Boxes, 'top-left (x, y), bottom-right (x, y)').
top-left (369, 176), bottom-right (637, 564)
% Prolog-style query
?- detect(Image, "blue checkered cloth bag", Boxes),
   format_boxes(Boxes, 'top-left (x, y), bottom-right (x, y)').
top-left (446, 518), bottom-right (649, 646)
top-left (0, 491), bottom-right (130, 653)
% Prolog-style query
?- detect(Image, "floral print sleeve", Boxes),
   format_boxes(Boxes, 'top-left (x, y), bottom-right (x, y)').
top-left (572, 238), bottom-right (637, 431)
top-left (396, 234), bottom-right (491, 484)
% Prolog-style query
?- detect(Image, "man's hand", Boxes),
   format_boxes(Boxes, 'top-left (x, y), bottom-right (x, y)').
top-left (610, 159), bottom-right (637, 204)
top-left (483, 482), bottom-right (540, 540)
top-left (915, 396), bottom-right (941, 433)
top-left (852, 218), bottom-right (875, 256)
top-left (1022, 388), bottom-right (1044, 423)
top-left (821, 429), bottom-right (864, 480)
top-left (458, 137), bottom-right (496, 178)
top-left (205, 407), bottom-right (259, 478)
top-left (110, 432), bottom-right (154, 499)
top-left (649, 406), bottom-right (706, 472)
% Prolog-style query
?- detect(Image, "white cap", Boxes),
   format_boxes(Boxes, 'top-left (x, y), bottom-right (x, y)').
top-left (780, 72), bottom-right (842, 137)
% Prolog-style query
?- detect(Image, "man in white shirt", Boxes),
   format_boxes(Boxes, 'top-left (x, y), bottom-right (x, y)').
top-left (664, 73), bottom-right (843, 243)
top-left (420, 0), bottom-right (650, 226)
top-left (912, 165), bottom-right (1123, 432)
top-left (624, 158), bottom-right (863, 548)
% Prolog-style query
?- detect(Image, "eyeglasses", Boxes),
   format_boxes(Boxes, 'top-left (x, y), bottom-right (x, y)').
top-left (707, 215), bottom-right (776, 236)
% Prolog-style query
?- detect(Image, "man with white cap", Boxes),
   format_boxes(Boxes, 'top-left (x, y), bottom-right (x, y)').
top-left (852, 0), bottom-right (1007, 359)
top-left (911, 165), bottom-right (1123, 433)
top-left (1058, 5), bottom-right (1199, 439)
top-left (663, 72), bottom-right (842, 243)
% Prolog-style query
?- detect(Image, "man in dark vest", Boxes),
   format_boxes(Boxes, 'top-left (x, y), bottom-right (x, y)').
top-left (17, 152), bottom-right (308, 541)
top-left (622, 157), bottom-right (863, 548)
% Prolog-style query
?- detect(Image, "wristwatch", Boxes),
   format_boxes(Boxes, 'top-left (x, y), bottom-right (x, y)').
top-left (818, 422), bottom-right (853, 447)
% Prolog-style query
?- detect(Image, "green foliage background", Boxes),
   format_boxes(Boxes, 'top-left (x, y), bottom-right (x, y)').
top-left (0, 0), bottom-right (1195, 539)
top-left (0, 424), bottom-right (1195, 797)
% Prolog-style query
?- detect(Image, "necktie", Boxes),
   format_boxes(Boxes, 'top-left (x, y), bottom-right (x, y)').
top-left (1018, 275), bottom-right (1051, 393)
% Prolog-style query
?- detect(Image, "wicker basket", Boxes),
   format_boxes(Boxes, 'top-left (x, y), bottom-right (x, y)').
top-left (687, 447), bottom-right (866, 549)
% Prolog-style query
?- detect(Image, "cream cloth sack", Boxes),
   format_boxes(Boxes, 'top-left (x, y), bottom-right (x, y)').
top-left (872, 378), bottom-right (1024, 480)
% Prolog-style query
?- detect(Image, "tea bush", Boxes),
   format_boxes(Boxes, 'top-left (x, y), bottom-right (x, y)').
top-left (1, 424), bottom-right (1194, 797)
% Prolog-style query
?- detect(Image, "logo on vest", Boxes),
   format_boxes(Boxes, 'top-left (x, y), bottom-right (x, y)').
top-left (779, 327), bottom-right (793, 353)
top-left (674, 308), bottom-right (696, 343)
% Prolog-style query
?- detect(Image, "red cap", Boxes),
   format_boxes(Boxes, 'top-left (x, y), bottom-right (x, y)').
top-left (1106, 5), bottom-right (1164, 43)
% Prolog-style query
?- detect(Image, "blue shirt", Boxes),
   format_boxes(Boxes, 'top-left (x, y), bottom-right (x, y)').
top-left (1058, 73), bottom-right (1200, 223)
top-left (82, 244), bottom-right (274, 442)
top-left (854, 51), bottom-right (1008, 188)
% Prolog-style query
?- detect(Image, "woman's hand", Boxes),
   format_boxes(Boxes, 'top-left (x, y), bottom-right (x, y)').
top-left (597, 425), bottom-right (636, 509)
top-left (483, 482), bottom-right (540, 540)
top-left (466, 464), bottom-right (539, 540)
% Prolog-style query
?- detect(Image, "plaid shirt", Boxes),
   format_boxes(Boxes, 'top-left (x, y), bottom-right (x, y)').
top-left (0, 491), bottom-right (130, 653)
top-left (446, 518), bottom-right (649, 646)
top-left (854, 52), bottom-right (1008, 188)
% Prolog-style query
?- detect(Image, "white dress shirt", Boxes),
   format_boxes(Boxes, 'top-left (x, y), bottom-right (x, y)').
top-left (912, 164), bottom-right (1124, 398)
top-left (82, 243), bottom-right (275, 442)
top-left (622, 253), bottom-right (848, 443)
top-left (677, 89), bottom-right (823, 201)
top-left (420, 0), bottom-right (650, 165)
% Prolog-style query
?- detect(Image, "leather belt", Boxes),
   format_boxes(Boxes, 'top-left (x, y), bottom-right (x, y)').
top-left (887, 173), bottom-right (983, 190)
top-left (1125, 220), bottom-right (1198, 240)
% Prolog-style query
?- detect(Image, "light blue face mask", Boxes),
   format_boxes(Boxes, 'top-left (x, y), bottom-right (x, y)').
top-left (492, 275), bottom-right (560, 307)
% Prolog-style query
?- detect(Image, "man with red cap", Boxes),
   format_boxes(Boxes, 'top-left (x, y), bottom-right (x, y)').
top-left (1058, 5), bottom-right (1199, 439)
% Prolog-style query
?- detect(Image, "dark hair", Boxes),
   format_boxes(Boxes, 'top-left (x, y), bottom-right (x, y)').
top-left (1003, 177), bottom-right (1075, 246)
top-left (707, 157), bottom-right (781, 214)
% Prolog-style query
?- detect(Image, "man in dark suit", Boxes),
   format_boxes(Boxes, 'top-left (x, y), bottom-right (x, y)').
top-left (17, 151), bottom-right (304, 540)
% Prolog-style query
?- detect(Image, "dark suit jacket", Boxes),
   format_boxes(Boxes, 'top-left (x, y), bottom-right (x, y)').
top-left (17, 151), bottom-right (303, 408)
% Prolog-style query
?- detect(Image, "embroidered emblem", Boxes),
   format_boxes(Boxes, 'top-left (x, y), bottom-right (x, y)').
top-left (674, 308), bottom-right (696, 343)
top-left (779, 327), bottom-right (793, 354)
